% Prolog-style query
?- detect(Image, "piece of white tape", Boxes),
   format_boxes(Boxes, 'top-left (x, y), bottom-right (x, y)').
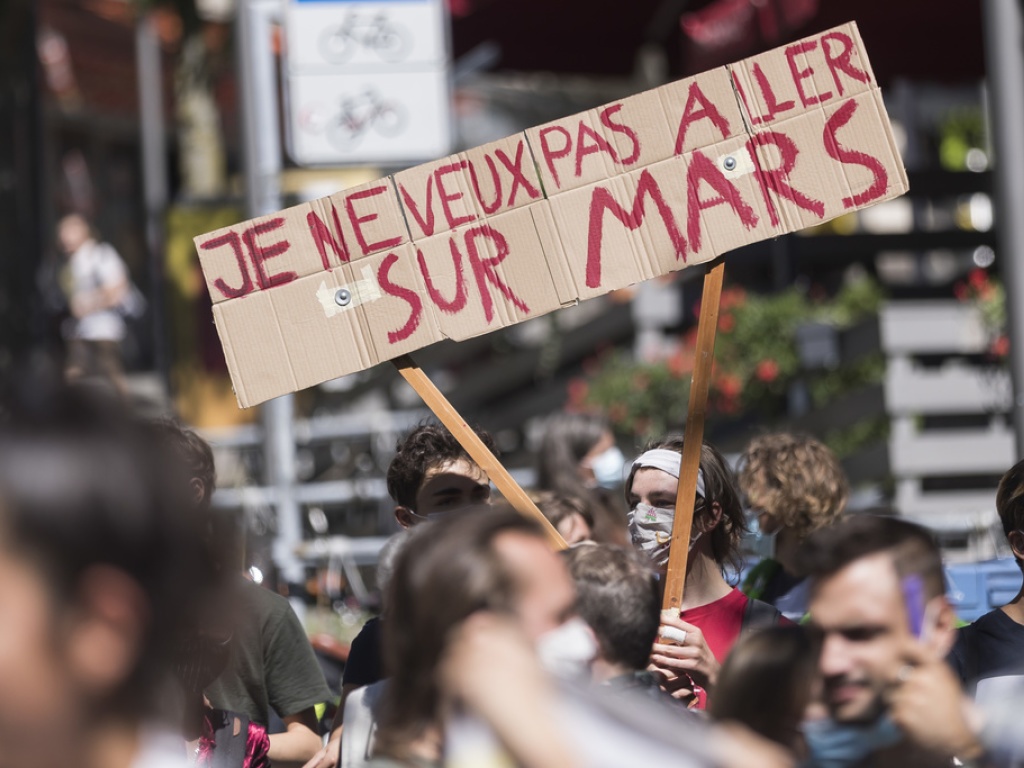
top-left (658, 625), bottom-right (687, 644)
top-left (316, 265), bottom-right (382, 318)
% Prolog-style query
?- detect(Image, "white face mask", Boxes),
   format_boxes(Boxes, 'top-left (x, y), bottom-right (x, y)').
top-left (587, 446), bottom-right (627, 489)
top-left (627, 503), bottom-right (703, 568)
top-left (535, 616), bottom-right (597, 682)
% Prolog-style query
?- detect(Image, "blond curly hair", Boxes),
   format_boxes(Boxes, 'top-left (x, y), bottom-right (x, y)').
top-left (739, 433), bottom-right (848, 540)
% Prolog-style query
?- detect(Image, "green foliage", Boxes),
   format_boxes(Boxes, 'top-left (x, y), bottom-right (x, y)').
top-left (575, 274), bottom-right (886, 443)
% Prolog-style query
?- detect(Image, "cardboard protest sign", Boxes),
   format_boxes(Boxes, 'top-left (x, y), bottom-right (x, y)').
top-left (196, 22), bottom-right (908, 408)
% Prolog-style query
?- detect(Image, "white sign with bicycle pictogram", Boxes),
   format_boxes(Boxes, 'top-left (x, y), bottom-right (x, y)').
top-left (284, 0), bottom-right (452, 166)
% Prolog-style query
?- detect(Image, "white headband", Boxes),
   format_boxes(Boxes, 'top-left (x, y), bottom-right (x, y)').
top-left (632, 449), bottom-right (706, 499)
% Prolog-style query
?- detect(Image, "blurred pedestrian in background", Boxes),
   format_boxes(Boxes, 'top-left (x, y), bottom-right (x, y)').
top-left (56, 213), bottom-right (135, 396)
top-left (739, 433), bottom-right (848, 621)
top-left (0, 365), bottom-right (212, 768)
top-left (536, 412), bottom-right (627, 545)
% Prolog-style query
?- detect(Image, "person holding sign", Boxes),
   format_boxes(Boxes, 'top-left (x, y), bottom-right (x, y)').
top-left (624, 438), bottom-right (784, 709)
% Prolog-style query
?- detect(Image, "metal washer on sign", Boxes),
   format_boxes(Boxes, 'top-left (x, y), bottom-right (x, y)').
top-left (335, 288), bottom-right (352, 307)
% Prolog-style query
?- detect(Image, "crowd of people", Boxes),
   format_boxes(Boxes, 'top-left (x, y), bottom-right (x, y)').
top-left (3, 366), bottom-right (1024, 768)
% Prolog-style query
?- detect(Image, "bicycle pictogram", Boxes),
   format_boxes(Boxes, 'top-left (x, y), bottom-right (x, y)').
top-left (300, 88), bottom-right (407, 151)
top-left (319, 11), bottom-right (411, 64)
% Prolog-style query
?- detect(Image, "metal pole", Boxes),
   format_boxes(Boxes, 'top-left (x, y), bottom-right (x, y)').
top-left (983, 0), bottom-right (1024, 459)
top-left (135, 13), bottom-right (170, 392)
top-left (236, 0), bottom-right (305, 603)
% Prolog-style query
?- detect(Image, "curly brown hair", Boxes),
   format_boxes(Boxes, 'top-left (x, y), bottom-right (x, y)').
top-left (739, 433), bottom-right (848, 540)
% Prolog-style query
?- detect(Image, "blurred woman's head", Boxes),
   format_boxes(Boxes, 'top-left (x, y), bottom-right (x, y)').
top-left (624, 438), bottom-right (745, 572)
top-left (376, 508), bottom-right (557, 758)
top-left (710, 625), bottom-right (820, 755)
top-left (0, 369), bottom-right (212, 767)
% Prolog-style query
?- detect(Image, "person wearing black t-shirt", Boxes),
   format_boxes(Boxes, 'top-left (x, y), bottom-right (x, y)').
top-left (949, 458), bottom-right (1024, 703)
top-left (303, 424), bottom-right (495, 768)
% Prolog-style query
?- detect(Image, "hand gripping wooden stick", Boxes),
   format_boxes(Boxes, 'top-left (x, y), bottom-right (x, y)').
top-left (392, 354), bottom-right (568, 550)
top-left (662, 261), bottom-right (726, 613)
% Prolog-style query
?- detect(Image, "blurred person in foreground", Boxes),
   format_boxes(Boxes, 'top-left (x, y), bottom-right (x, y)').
top-left (150, 418), bottom-right (331, 767)
top-left (949, 457), bottom-right (1024, 698)
top-left (536, 412), bottom-right (628, 545)
top-left (370, 508), bottom-right (791, 768)
top-left (710, 624), bottom-right (820, 760)
top-left (57, 212), bottom-right (132, 394)
top-left (739, 433), bottom-right (848, 621)
top-left (0, 367), bottom-right (212, 768)
top-left (625, 438), bottom-right (785, 709)
top-left (305, 423), bottom-right (495, 768)
top-left (799, 515), bottom-right (985, 768)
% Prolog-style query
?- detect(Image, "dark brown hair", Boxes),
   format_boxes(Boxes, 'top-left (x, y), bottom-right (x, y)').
top-left (710, 625), bottom-right (819, 749)
top-left (386, 423), bottom-right (496, 510)
top-left (532, 491), bottom-right (595, 532)
top-left (797, 514), bottom-right (945, 601)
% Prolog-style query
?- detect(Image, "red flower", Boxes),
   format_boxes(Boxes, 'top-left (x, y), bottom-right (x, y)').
top-left (720, 286), bottom-right (747, 310)
top-left (715, 395), bottom-right (739, 414)
top-left (755, 359), bottom-right (779, 383)
top-left (608, 403), bottom-right (628, 424)
top-left (567, 378), bottom-right (588, 405)
top-left (668, 349), bottom-right (692, 379)
top-left (991, 334), bottom-right (1010, 358)
top-left (969, 268), bottom-right (989, 290)
top-left (716, 373), bottom-right (742, 399)
top-left (718, 313), bottom-right (735, 333)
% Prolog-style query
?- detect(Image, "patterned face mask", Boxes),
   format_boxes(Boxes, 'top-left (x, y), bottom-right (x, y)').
top-left (627, 503), bottom-right (703, 568)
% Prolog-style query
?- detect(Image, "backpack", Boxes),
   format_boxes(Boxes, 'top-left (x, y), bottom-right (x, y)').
top-left (740, 596), bottom-right (783, 634)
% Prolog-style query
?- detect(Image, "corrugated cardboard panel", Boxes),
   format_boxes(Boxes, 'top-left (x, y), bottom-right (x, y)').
top-left (333, 177), bottom-right (410, 262)
top-left (197, 21), bottom-right (909, 408)
top-left (357, 245), bottom-right (444, 360)
top-left (729, 22), bottom-right (875, 131)
top-left (410, 206), bottom-right (564, 341)
top-left (264, 266), bottom-right (378, 397)
top-left (213, 292), bottom-right (296, 408)
top-left (656, 67), bottom-right (747, 157)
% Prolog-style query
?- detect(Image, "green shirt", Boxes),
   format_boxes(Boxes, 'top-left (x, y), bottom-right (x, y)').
top-left (206, 578), bottom-right (332, 725)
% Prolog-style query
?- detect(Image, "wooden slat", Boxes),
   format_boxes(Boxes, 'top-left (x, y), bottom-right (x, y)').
top-left (662, 261), bottom-right (725, 612)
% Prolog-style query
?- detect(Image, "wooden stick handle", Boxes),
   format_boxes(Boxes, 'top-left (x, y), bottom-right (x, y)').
top-left (662, 261), bottom-right (726, 612)
top-left (392, 354), bottom-right (568, 551)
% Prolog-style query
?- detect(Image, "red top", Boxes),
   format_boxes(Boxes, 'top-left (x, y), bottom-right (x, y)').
top-left (677, 588), bottom-right (793, 709)
top-left (679, 587), bottom-right (751, 664)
